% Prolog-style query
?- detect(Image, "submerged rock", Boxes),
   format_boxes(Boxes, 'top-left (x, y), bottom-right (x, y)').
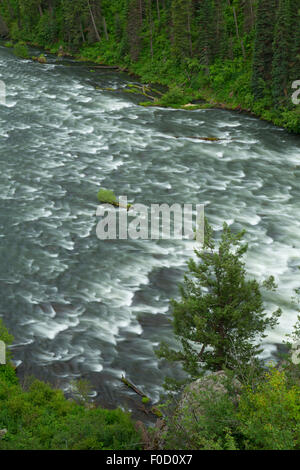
top-left (32, 54), bottom-right (47, 64)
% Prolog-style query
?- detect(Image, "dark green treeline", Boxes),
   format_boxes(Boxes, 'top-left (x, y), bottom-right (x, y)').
top-left (0, 0), bottom-right (300, 131)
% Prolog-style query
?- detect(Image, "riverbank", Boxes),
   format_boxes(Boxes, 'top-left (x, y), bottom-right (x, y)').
top-left (3, 38), bottom-right (300, 134)
top-left (59, 44), bottom-right (300, 134)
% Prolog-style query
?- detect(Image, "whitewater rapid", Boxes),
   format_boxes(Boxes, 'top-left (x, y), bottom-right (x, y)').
top-left (0, 44), bottom-right (299, 411)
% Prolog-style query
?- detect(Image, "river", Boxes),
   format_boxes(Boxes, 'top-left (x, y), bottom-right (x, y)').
top-left (0, 44), bottom-right (300, 415)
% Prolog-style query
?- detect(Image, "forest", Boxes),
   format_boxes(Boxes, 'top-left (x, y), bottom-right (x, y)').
top-left (0, 0), bottom-right (300, 132)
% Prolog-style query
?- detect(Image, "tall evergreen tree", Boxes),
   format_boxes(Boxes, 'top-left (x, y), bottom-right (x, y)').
top-left (194, 0), bottom-right (217, 68)
top-left (127, 0), bottom-right (143, 61)
top-left (289, 1), bottom-right (300, 87)
top-left (171, 0), bottom-right (192, 61)
top-left (272, 0), bottom-right (293, 106)
top-left (157, 223), bottom-right (281, 379)
top-left (252, 0), bottom-right (278, 99)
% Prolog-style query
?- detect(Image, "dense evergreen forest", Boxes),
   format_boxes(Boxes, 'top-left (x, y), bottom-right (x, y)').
top-left (0, 0), bottom-right (300, 132)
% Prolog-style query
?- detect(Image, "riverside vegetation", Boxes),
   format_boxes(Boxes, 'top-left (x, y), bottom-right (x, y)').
top-left (1, 223), bottom-right (300, 450)
top-left (0, 1), bottom-right (300, 132)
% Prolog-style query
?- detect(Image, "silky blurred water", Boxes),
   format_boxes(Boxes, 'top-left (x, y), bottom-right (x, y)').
top-left (0, 44), bottom-right (299, 413)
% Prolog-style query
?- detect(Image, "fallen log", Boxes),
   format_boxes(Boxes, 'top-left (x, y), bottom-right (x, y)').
top-left (175, 136), bottom-right (221, 141)
top-left (92, 65), bottom-right (120, 69)
top-left (121, 375), bottom-right (147, 398)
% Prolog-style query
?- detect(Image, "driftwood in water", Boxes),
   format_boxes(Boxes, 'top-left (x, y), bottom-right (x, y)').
top-left (98, 199), bottom-right (132, 211)
top-left (175, 136), bottom-right (220, 141)
top-left (121, 376), bottom-right (163, 418)
top-left (121, 376), bottom-right (147, 397)
top-left (92, 65), bottom-right (120, 69)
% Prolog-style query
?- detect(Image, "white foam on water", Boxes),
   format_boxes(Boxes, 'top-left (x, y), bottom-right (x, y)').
top-left (1, 48), bottom-right (300, 404)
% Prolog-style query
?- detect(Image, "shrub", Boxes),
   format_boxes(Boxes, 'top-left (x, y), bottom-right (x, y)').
top-left (238, 368), bottom-right (300, 450)
top-left (97, 188), bottom-right (118, 205)
top-left (13, 43), bottom-right (29, 59)
top-left (159, 86), bottom-right (188, 107)
top-left (0, 370), bottom-right (141, 450)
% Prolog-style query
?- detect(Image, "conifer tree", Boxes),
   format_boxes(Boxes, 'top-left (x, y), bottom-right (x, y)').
top-left (289, 1), bottom-right (300, 87)
top-left (171, 0), bottom-right (192, 61)
top-left (252, 0), bottom-right (278, 99)
top-left (157, 223), bottom-right (281, 379)
top-left (194, 0), bottom-right (216, 67)
top-left (127, 0), bottom-right (143, 61)
top-left (272, 0), bottom-right (293, 106)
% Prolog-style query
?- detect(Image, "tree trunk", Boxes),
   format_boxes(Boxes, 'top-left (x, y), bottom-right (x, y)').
top-left (80, 21), bottom-right (86, 43)
top-left (149, 0), bottom-right (154, 58)
top-left (156, 0), bottom-right (160, 20)
top-left (87, 0), bottom-right (101, 42)
top-left (187, 8), bottom-right (193, 57)
top-left (139, 0), bottom-right (143, 24)
top-left (232, 6), bottom-right (246, 59)
top-left (103, 16), bottom-right (109, 40)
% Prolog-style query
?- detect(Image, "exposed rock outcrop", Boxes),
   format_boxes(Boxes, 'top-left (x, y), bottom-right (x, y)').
top-left (138, 371), bottom-right (241, 450)
top-left (179, 370), bottom-right (241, 413)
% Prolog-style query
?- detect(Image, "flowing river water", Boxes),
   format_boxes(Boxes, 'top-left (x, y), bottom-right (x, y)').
top-left (0, 44), bottom-right (300, 415)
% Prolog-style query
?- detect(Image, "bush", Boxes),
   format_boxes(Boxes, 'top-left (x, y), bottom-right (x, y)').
top-left (0, 318), bottom-right (13, 362)
top-left (13, 43), bottom-right (29, 59)
top-left (238, 368), bottom-right (300, 450)
top-left (159, 86), bottom-right (189, 107)
top-left (0, 369), bottom-right (141, 450)
top-left (97, 188), bottom-right (118, 205)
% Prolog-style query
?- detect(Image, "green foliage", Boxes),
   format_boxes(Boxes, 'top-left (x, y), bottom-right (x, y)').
top-left (171, 0), bottom-right (192, 61)
top-left (252, 0), bottom-right (278, 99)
top-left (0, 368), bottom-right (141, 450)
top-left (159, 86), bottom-right (189, 107)
top-left (238, 368), bottom-right (300, 450)
top-left (0, 365), bottom-right (18, 386)
top-left (272, 0), bottom-right (293, 106)
top-left (281, 108), bottom-right (300, 133)
top-left (157, 222), bottom-right (281, 382)
top-left (70, 378), bottom-right (92, 405)
top-left (97, 188), bottom-right (117, 205)
top-left (163, 367), bottom-right (300, 450)
top-left (0, 318), bottom-right (13, 362)
top-left (13, 42), bottom-right (29, 59)
top-left (1, 0), bottom-right (299, 132)
top-left (162, 373), bottom-right (240, 450)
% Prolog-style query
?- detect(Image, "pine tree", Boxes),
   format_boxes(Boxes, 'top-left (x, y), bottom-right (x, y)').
top-left (157, 223), bottom-right (281, 380)
top-left (171, 0), bottom-right (192, 61)
top-left (272, 0), bottom-right (293, 106)
top-left (289, 1), bottom-right (300, 87)
top-left (127, 0), bottom-right (143, 61)
top-left (194, 0), bottom-right (216, 68)
top-left (252, 0), bottom-right (278, 99)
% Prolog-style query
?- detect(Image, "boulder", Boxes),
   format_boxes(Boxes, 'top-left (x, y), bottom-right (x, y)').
top-left (180, 370), bottom-right (241, 414)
